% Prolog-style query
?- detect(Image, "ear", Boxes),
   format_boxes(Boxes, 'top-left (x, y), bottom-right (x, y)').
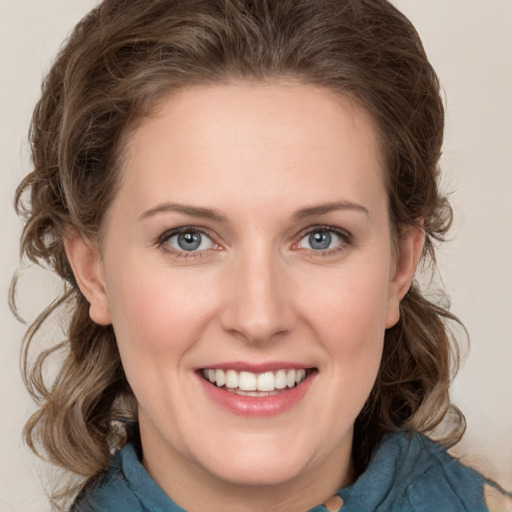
top-left (64, 231), bottom-right (112, 326)
top-left (385, 225), bottom-right (425, 329)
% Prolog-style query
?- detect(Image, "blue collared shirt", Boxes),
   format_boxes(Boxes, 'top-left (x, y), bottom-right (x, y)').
top-left (74, 431), bottom-right (489, 512)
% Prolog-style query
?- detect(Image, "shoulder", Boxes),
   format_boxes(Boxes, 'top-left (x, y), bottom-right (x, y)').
top-left (338, 431), bottom-right (488, 512)
top-left (72, 445), bottom-right (145, 512)
top-left (72, 443), bottom-right (184, 512)
top-left (395, 433), bottom-right (488, 511)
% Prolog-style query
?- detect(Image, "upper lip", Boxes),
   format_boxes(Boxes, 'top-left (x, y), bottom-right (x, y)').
top-left (196, 361), bottom-right (314, 373)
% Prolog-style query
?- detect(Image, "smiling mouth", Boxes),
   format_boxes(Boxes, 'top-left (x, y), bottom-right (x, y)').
top-left (200, 368), bottom-right (315, 397)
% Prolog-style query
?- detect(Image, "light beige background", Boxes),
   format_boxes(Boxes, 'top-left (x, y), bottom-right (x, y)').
top-left (1, 0), bottom-right (511, 510)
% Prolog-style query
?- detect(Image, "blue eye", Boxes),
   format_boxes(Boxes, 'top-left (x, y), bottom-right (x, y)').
top-left (299, 229), bottom-right (344, 251)
top-left (165, 230), bottom-right (214, 252)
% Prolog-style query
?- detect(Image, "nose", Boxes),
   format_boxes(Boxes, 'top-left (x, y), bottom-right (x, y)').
top-left (219, 246), bottom-right (296, 345)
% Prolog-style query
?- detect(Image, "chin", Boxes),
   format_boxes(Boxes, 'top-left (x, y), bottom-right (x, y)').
top-left (207, 458), bottom-right (307, 488)
top-left (192, 438), bottom-right (314, 488)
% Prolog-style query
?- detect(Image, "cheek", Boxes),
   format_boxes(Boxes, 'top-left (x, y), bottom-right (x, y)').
top-left (303, 263), bottom-right (391, 345)
top-left (293, 265), bottom-right (388, 447)
top-left (300, 261), bottom-right (390, 397)
top-left (104, 263), bottom-right (223, 432)
top-left (321, 280), bottom-right (386, 378)
top-left (105, 261), bottom-right (218, 363)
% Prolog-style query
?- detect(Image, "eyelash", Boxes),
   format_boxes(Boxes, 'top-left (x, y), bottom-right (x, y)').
top-left (156, 225), bottom-right (352, 259)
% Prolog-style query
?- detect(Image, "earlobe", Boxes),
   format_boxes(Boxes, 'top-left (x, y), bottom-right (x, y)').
top-left (385, 225), bottom-right (425, 328)
top-left (64, 231), bottom-right (112, 326)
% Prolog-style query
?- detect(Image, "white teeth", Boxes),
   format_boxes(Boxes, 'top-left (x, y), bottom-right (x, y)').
top-left (257, 371), bottom-right (275, 392)
top-left (202, 368), bottom-right (309, 392)
top-left (296, 369), bottom-right (306, 384)
top-left (215, 369), bottom-right (226, 387)
top-left (239, 371), bottom-right (257, 391)
top-left (286, 369), bottom-right (296, 388)
top-left (275, 369), bottom-right (287, 389)
top-left (225, 369), bottom-right (238, 389)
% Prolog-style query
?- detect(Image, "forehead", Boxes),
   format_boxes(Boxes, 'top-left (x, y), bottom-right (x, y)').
top-left (116, 81), bottom-right (387, 221)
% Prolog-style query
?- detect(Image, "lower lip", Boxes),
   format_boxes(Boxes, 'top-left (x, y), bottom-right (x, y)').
top-left (198, 372), bottom-right (316, 417)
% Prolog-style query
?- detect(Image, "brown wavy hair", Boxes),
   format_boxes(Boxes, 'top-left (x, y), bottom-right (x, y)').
top-left (14, 0), bottom-right (465, 507)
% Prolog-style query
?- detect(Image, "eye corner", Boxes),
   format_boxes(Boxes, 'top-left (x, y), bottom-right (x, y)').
top-left (290, 240), bottom-right (302, 251)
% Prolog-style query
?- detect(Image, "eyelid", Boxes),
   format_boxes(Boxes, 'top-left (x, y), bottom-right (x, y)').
top-left (295, 224), bottom-right (352, 241)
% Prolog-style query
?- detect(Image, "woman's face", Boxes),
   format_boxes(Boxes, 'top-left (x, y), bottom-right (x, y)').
top-left (72, 82), bottom-right (421, 502)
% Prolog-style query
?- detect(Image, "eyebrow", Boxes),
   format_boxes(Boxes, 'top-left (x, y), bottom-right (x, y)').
top-left (138, 203), bottom-right (228, 223)
top-left (138, 200), bottom-right (369, 223)
top-left (291, 201), bottom-right (370, 221)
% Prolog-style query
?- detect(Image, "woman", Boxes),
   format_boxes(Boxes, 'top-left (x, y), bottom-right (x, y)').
top-left (14, 0), bottom-right (504, 510)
